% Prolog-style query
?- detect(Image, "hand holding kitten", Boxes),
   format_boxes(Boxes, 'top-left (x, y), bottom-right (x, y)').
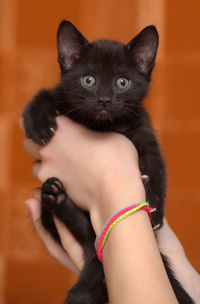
top-left (23, 116), bottom-right (200, 303)
top-left (23, 116), bottom-right (145, 233)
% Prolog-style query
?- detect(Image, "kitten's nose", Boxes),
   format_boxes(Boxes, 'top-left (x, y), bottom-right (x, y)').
top-left (98, 97), bottom-right (111, 107)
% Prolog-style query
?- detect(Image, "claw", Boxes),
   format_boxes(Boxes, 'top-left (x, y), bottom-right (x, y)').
top-left (150, 207), bottom-right (157, 213)
top-left (153, 223), bottom-right (161, 230)
top-left (50, 127), bottom-right (56, 133)
top-left (141, 174), bottom-right (149, 182)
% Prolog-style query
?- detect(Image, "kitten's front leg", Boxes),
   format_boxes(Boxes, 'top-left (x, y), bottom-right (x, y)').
top-left (127, 127), bottom-right (167, 228)
top-left (23, 89), bottom-right (58, 145)
top-left (41, 178), bottom-right (107, 304)
top-left (41, 177), bottom-right (95, 246)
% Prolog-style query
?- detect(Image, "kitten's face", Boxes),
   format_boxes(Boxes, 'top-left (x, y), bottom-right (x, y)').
top-left (61, 41), bottom-right (148, 125)
top-left (57, 21), bottom-right (159, 128)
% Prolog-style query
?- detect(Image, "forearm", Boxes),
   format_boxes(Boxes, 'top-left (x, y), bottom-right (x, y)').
top-left (95, 210), bottom-right (178, 304)
top-left (157, 219), bottom-right (200, 303)
top-left (86, 160), bottom-right (178, 303)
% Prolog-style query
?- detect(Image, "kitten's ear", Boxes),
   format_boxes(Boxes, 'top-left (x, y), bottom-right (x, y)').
top-left (127, 26), bottom-right (159, 77)
top-left (57, 20), bottom-right (88, 71)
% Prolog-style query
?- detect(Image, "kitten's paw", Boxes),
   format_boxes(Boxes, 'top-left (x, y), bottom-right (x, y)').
top-left (23, 89), bottom-right (58, 145)
top-left (41, 177), bottom-right (67, 211)
top-left (24, 114), bottom-right (57, 145)
top-left (66, 285), bottom-right (107, 304)
top-left (66, 291), bottom-right (94, 304)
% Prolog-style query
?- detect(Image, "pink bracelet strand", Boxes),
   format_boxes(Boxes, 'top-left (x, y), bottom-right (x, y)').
top-left (94, 202), bottom-right (151, 262)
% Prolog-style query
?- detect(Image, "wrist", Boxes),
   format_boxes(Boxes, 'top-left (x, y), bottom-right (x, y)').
top-left (95, 202), bottom-right (151, 262)
top-left (90, 174), bottom-right (146, 235)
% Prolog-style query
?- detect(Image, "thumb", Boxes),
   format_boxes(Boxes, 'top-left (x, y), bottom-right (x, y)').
top-left (25, 197), bottom-right (81, 275)
top-left (25, 198), bottom-right (41, 222)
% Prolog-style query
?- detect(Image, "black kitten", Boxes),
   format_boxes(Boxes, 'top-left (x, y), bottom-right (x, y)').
top-left (23, 21), bottom-right (194, 304)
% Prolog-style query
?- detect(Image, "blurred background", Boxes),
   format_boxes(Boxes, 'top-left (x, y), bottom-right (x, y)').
top-left (0, 0), bottom-right (199, 303)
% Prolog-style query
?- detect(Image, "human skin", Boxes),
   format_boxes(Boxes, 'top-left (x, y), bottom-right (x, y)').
top-left (23, 117), bottom-right (199, 303)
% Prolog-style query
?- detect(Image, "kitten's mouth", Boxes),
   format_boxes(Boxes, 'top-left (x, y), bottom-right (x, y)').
top-left (95, 109), bottom-right (112, 121)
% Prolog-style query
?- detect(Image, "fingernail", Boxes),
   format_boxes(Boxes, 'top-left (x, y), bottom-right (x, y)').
top-left (19, 117), bottom-right (25, 131)
top-left (25, 199), bottom-right (35, 213)
top-left (25, 200), bottom-right (31, 210)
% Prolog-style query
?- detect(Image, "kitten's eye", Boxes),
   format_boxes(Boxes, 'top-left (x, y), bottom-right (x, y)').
top-left (82, 75), bottom-right (96, 88)
top-left (116, 77), bottom-right (130, 89)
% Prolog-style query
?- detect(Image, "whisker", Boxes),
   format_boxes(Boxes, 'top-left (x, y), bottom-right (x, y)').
top-left (121, 107), bottom-right (140, 127)
top-left (124, 106), bottom-right (143, 120)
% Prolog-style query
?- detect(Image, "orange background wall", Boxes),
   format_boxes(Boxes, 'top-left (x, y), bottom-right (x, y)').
top-left (0, 0), bottom-right (199, 303)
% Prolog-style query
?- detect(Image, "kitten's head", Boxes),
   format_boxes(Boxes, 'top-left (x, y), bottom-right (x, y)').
top-left (57, 20), bottom-right (159, 128)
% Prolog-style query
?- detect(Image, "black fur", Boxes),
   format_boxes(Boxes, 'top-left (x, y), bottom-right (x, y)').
top-left (23, 21), bottom-right (195, 304)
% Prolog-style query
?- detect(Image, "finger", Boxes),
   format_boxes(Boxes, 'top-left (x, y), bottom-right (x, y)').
top-left (157, 218), bottom-right (185, 256)
top-left (19, 117), bottom-right (25, 131)
top-left (54, 217), bottom-right (85, 272)
top-left (26, 198), bottom-right (80, 275)
top-left (32, 161), bottom-right (59, 183)
top-left (34, 190), bottom-right (41, 200)
top-left (32, 161), bottom-right (42, 180)
top-left (32, 161), bottom-right (46, 182)
top-left (23, 138), bottom-right (41, 159)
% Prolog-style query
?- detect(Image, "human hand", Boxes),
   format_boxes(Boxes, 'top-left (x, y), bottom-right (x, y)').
top-left (22, 116), bottom-right (199, 302)
top-left (23, 116), bottom-right (145, 233)
top-left (157, 219), bottom-right (200, 303)
top-left (26, 196), bottom-right (200, 303)
top-left (25, 195), bottom-right (85, 276)
top-left (22, 115), bottom-right (144, 276)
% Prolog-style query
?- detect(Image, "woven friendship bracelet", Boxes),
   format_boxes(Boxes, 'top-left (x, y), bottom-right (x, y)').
top-left (94, 202), bottom-right (151, 262)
